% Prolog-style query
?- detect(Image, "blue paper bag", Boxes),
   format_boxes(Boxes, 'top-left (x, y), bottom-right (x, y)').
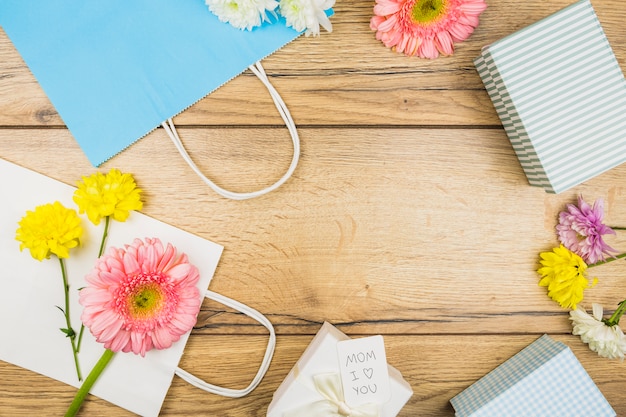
top-left (0, 0), bottom-right (323, 199)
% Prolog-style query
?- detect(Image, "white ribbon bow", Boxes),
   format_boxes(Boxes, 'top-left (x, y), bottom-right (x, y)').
top-left (284, 373), bottom-right (379, 417)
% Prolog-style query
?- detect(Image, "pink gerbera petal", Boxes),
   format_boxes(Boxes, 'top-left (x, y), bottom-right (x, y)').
top-left (374, 1), bottom-right (402, 15)
top-left (80, 237), bottom-right (202, 357)
top-left (447, 21), bottom-right (474, 42)
top-left (436, 30), bottom-right (455, 55)
top-left (458, 13), bottom-right (480, 28)
top-left (109, 329), bottom-right (131, 353)
top-left (405, 34), bottom-right (419, 56)
top-left (419, 38), bottom-right (439, 59)
top-left (377, 13), bottom-right (399, 32)
top-left (122, 248), bottom-right (141, 276)
top-left (370, 15), bottom-right (386, 30)
top-left (370, 0), bottom-right (486, 59)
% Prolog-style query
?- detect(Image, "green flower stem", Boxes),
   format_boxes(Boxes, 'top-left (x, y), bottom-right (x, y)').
top-left (587, 252), bottom-right (626, 267)
top-left (59, 258), bottom-right (82, 381)
top-left (77, 215), bottom-right (110, 354)
top-left (76, 325), bottom-right (85, 354)
top-left (98, 216), bottom-right (110, 257)
top-left (65, 349), bottom-right (115, 417)
top-left (606, 300), bottom-right (626, 327)
top-left (609, 226), bottom-right (626, 230)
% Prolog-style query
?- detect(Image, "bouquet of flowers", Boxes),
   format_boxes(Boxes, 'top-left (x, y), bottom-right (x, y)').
top-left (15, 169), bottom-right (203, 416)
top-left (538, 196), bottom-right (626, 360)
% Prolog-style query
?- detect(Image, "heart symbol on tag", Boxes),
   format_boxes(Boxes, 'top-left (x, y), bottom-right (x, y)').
top-left (363, 368), bottom-right (374, 379)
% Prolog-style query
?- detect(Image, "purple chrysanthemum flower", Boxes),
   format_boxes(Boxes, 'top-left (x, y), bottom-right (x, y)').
top-left (556, 196), bottom-right (617, 264)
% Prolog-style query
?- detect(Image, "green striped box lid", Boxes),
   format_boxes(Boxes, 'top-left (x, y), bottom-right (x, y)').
top-left (475, 0), bottom-right (626, 193)
top-left (475, 55), bottom-right (548, 188)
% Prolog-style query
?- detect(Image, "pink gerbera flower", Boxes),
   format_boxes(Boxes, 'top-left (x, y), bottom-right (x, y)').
top-left (557, 196), bottom-right (618, 265)
top-left (80, 238), bottom-right (201, 356)
top-left (370, 0), bottom-right (487, 59)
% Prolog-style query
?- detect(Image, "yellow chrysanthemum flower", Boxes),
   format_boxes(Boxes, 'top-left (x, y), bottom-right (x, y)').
top-left (16, 201), bottom-right (83, 261)
top-left (538, 245), bottom-right (594, 310)
top-left (73, 168), bottom-right (143, 225)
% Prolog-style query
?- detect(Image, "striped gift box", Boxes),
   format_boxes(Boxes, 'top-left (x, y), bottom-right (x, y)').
top-left (475, 0), bottom-right (626, 193)
top-left (450, 335), bottom-right (615, 417)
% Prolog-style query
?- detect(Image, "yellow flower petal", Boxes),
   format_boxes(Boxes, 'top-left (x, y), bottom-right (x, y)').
top-left (73, 168), bottom-right (143, 225)
top-left (537, 245), bottom-right (589, 309)
top-left (15, 201), bottom-right (83, 261)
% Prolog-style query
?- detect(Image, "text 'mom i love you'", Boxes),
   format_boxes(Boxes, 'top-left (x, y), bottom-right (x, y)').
top-left (337, 335), bottom-right (391, 406)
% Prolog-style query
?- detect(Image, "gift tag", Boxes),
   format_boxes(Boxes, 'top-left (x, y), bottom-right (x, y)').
top-left (336, 335), bottom-right (391, 407)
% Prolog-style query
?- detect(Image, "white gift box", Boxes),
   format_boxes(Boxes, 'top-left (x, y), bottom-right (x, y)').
top-left (267, 322), bottom-right (413, 417)
top-left (475, 0), bottom-right (626, 193)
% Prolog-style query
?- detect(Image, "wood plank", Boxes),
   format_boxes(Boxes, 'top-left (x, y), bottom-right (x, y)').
top-left (2, 127), bottom-right (626, 337)
top-left (1, 1), bottom-right (624, 126)
top-left (2, 2), bottom-right (626, 415)
top-left (1, 335), bottom-right (623, 416)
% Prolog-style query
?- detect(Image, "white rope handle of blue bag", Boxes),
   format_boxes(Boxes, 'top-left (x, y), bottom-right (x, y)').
top-left (161, 61), bottom-right (300, 200)
top-left (174, 289), bottom-right (276, 397)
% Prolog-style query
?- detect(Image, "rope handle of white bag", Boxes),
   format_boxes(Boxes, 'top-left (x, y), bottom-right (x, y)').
top-left (174, 289), bottom-right (276, 397)
top-left (161, 61), bottom-right (300, 200)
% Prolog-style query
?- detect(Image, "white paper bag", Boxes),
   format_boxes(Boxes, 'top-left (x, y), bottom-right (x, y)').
top-left (0, 158), bottom-right (275, 416)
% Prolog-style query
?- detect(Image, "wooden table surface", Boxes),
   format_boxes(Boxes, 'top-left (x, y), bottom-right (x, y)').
top-left (2, 1), bottom-right (626, 415)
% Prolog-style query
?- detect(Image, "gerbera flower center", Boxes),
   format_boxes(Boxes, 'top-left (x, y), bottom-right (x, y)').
top-left (411, 0), bottom-right (447, 24)
top-left (129, 283), bottom-right (164, 318)
top-left (116, 272), bottom-right (178, 331)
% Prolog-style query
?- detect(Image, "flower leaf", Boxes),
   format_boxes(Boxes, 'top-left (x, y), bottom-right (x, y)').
top-left (60, 327), bottom-right (76, 338)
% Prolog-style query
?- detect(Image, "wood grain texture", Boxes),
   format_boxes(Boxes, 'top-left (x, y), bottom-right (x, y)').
top-left (0, 335), bottom-right (623, 416)
top-left (1, 0), bottom-right (626, 416)
top-left (2, 1), bottom-right (625, 127)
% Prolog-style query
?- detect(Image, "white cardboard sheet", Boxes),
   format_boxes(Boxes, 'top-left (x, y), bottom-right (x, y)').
top-left (0, 158), bottom-right (223, 416)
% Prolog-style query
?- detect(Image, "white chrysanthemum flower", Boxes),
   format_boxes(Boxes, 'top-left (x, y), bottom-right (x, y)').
top-left (279, 0), bottom-right (335, 36)
top-left (206, 0), bottom-right (278, 31)
top-left (570, 303), bottom-right (626, 360)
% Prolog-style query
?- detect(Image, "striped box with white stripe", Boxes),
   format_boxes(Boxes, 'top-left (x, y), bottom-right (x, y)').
top-left (474, 0), bottom-right (626, 193)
